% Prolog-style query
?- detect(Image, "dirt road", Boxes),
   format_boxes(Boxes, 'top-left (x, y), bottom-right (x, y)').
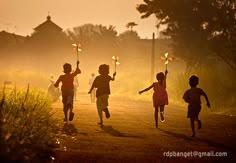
top-left (52, 92), bottom-right (236, 163)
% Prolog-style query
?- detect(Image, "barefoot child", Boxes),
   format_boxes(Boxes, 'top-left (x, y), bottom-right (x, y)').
top-left (183, 75), bottom-right (210, 137)
top-left (139, 70), bottom-right (168, 128)
top-left (54, 61), bottom-right (81, 122)
top-left (88, 64), bottom-right (116, 125)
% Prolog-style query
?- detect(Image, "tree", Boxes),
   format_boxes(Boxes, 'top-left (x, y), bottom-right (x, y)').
top-left (67, 24), bottom-right (119, 55)
top-left (118, 30), bottom-right (140, 42)
top-left (67, 24), bottom-right (118, 46)
top-left (137, 0), bottom-right (236, 72)
top-left (66, 24), bottom-right (96, 49)
top-left (126, 22), bottom-right (138, 31)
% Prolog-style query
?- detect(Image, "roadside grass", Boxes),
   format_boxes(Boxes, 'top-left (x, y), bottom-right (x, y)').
top-left (0, 85), bottom-right (60, 162)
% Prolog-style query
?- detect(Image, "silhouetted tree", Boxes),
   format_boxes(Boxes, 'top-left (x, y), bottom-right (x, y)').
top-left (66, 24), bottom-right (96, 49)
top-left (126, 22), bottom-right (138, 31)
top-left (137, 0), bottom-right (236, 72)
top-left (67, 24), bottom-right (119, 56)
top-left (119, 30), bottom-right (140, 42)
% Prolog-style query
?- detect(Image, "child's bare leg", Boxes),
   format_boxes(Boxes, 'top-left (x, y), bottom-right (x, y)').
top-left (154, 107), bottom-right (158, 128)
top-left (160, 105), bottom-right (165, 122)
top-left (197, 117), bottom-right (202, 129)
top-left (97, 108), bottom-right (103, 125)
top-left (62, 95), bottom-right (68, 122)
top-left (190, 118), bottom-right (195, 137)
top-left (63, 106), bottom-right (68, 122)
top-left (96, 99), bottom-right (103, 125)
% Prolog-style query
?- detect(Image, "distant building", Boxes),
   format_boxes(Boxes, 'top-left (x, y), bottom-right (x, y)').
top-left (33, 15), bottom-right (63, 34)
top-left (25, 15), bottom-right (71, 53)
top-left (0, 30), bottom-right (25, 53)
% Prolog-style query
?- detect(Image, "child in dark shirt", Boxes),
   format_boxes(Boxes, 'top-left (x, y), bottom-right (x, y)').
top-left (88, 64), bottom-right (116, 125)
top-left (183, 75), bottom-right (210, 137)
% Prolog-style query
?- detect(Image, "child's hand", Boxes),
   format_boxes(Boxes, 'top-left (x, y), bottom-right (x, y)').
top-left (88, 91), bottom-right (91, 94)
top-left (165, 70), bottom-right (168, 75)
top-left (139, 91), bottom-right (143, 94)
top-left (207, 102), bottom-right (211, 108)
top-left (113, 72), bottom-right (116, 77)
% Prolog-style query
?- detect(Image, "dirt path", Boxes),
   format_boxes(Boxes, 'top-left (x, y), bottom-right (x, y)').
top-left (51, 92), bottom-right (236, 163)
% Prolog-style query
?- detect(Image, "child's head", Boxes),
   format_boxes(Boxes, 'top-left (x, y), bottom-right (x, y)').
top-left (63, 63), bottom-right (72, 74)
top-left (98, 64), bottom-right (109, 75)
top-left (156, 72), bottom-right (165, 81)
top-left (189, 75), bottom-right (199, 87)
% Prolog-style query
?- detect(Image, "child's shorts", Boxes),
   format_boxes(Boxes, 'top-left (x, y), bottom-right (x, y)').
top-left (96, 94), bottom-right (109, 108)
top-left (62, 89), bottom-right (74, 109)
top-left (187, 104), bottom-right (201, 119)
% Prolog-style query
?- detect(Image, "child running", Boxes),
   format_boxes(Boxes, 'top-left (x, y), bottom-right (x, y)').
top-left (183, 75), bottom-right (211, 137)
top-left (88, 64), bottom-right (116, 125)
top-left (139, 70), bottom-right (168, 128)
top-left (54, 61), bottom-right (81, 122)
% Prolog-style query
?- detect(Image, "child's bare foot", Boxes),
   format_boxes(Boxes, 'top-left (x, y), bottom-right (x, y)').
top-left (103, 108), bottom-right (110, 118)
top-left (98, 122), bottom-right (103, 126)
top-left (160, 112), bottom-right (165, 122)
top-left (191, 132), bottom-right (196, 137)
top-left (155, 122), bottom-right (158, 128)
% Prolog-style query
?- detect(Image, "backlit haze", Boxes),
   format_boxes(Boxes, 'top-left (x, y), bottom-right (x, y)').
top-left (0, 0), bottom-right (157, 38)
top-left (0, 0), bottom-right (182, 104)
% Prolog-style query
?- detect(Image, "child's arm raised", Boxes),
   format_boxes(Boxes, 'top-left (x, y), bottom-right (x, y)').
top-left (75, 61), bottom-right (81, 74)
top-left (164, 70), bottom-right (168, 79)
top-left (139, 84), bottom-right (154, 94)
top-left (111, 72), bottom-right (116, 81)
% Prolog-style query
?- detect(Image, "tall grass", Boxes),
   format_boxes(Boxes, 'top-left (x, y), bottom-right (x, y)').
top-left (0, 85), bottom-right (60, 162)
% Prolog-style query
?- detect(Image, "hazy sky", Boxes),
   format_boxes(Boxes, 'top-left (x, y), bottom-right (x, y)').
top-left (0, 0), bottom-right (157, 38)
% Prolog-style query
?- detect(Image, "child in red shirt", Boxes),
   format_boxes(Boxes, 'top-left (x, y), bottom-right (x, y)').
top-left (139, 70), bottom-right (168, 128)
top-left (54, 61), bottom-right (81, 122)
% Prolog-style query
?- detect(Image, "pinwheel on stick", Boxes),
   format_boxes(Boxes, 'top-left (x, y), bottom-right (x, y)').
top-left (161, 53), bottom-right (173, 71)
top-left (72, 43), bottom-right (82, 62)
top-left (112, 56), bottom-right (120, 73)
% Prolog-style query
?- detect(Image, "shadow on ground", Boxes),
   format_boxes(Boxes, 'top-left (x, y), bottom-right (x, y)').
top-left (62, 123), bottom-right (78, 135)
top-left (101, 125), bottom-right (143, 138)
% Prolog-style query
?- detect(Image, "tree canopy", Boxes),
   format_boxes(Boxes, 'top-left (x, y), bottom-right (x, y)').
top-left (137, 0), bottom-right (236, 72)
top-left (126, 22), bottom-right (138, 31)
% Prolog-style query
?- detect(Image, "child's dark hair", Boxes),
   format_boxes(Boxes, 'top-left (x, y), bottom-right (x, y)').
top-left (98, 64), bottom-right (109, 75)
top-left (156, 72), bottom-right (165, 85)
top-left (63, 63), bottom-right (72, 74)
top-left (189, 75), bottom-right (199, 87)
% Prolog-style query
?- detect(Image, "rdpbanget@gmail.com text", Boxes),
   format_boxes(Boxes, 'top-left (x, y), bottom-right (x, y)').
top-left (163, 151), bottom-right (227, 158)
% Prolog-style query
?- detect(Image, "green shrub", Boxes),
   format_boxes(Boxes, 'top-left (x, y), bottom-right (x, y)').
top-left (0, 86), bottom-right (60, 162)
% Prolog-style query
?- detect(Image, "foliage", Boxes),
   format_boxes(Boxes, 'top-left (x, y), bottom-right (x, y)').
top-left (0, 86), bottom-right (59, 162)
top-left (118, 30), bottom-right (141, 42)
top-left (67, 24), bottom-right (118, 50)
top-left (168, 66), bottom-right (236, 111)
top-left (126, 22), bottom-right (138, 31)
top-left (137, 0), bottom-right (236, 72)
